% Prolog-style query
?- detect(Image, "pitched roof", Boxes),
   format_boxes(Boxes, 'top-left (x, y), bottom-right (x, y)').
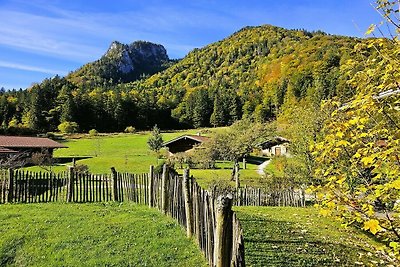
top-left (0, 147), bottom-right (18, 154)
top-left (258, 136), bottom-right (290, 149)
top-left (0, 136), bottom-right (67, 149)
top-left (163, 135), bottom-right (210, 146)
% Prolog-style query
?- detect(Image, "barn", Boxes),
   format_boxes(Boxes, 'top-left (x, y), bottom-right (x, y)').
top-left (163, 134), bottom-right (209, 155)
top-left (0, 136), bottom-right (67, 158)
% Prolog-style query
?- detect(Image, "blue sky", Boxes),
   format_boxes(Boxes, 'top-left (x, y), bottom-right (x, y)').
top-left (0, 0), bottom-right (382, 90)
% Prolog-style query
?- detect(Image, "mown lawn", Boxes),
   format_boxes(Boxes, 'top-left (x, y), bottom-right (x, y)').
top-left (0, 202), bottom-right (207, 267)
top-left (234, 206), bottom-right (393, 267)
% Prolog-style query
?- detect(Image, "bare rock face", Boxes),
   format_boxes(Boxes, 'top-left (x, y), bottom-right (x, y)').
top-left (70, 40), bottom-right (170, 85)
top-left (105, 41), bottom-right (169, 74)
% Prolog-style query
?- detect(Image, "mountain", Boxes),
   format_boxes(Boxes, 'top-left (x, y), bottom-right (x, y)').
top-left (0, 24), bottom-right (385, 133)
top-left (68, 40), bottom-right (171, 86)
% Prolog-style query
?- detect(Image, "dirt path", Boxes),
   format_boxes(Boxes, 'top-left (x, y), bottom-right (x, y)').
top-left (257, 160), bottom-right (270, 176)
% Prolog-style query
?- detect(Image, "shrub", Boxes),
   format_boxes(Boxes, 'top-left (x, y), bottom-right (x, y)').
top-left (124, 126), bottom-right (136, 133)
top-left (58, 121), bottom-right (79, 134)
top-left (89, 129), bottom-right (99, 136)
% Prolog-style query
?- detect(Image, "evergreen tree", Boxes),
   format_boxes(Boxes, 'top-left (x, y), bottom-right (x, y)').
top-left (147, 125), bottom-right (164, 154)
top-left (210, 92), bottom-right (225, 127)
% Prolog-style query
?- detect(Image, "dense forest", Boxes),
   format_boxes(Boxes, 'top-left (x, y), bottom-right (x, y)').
top-left (0, 25), bottom-right (388, 134)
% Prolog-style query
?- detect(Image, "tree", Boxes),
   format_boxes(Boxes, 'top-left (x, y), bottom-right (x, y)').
top-left (210, 92), bottom-right (225, 127)
top-left (311, 0), bottom-right (400, 260)
top-left (58, 121), bottom-right (79, 134)
top-left (147, 125), bottom-right (164, 157)
top-left (203, 119), bottom-right (275, 180)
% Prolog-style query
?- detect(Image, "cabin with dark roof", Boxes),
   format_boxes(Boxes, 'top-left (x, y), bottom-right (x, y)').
top-left (162, 134), bottom-right (209, 155)
top-left (0, 136), bottom-right (67, 158)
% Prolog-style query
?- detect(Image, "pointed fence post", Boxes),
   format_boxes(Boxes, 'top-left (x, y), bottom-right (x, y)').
top-left (149, 165), bottom-right (154, 208)
top-left (161, 164), bottom-right (168, 214)
top-left (243, 157), bottom-right (246, 170)
top-left (111, 167), bottom-right (118, 202)
top-left (7, 168), bottom-right (14, 203)
top-left (183, 168), bottom-right (193, 238)
top-left (67, 166), bottom-right (74, 202)
top-left (214, 194), bottom-right (233, 267)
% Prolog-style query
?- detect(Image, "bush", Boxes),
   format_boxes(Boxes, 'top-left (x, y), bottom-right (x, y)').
top-left (74, 164), bottom-right (89, 174)
top-left (124, 126), bottom-right (136, 133)
top-left (89, 129), bottom-right (99, 136)
top-left (58, 121), bottom-right (79, 134)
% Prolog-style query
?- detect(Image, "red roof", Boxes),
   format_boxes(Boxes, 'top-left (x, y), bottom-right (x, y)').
top-left (0, 136), bottom-right (67, 149)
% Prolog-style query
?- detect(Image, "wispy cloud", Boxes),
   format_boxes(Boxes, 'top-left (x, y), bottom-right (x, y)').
top-left (0, 60), bottom-right (67, 75)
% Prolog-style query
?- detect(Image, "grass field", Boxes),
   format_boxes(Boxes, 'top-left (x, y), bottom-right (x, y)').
top-left (32, 130), bottom-right (268, 188)
top-left (0, 202), bottom-right (207, 267)
top-left (234, 206), bottom-right (393, 267)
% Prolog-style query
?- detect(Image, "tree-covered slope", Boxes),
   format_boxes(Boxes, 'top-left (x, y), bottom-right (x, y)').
top-left (135, 24), bottom-right (362, 127)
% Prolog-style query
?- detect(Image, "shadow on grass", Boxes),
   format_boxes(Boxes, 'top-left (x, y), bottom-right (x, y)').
top-left (236, 210), bottom-right (382, 267)
top-left (54, 156), bottom-right (93, 164)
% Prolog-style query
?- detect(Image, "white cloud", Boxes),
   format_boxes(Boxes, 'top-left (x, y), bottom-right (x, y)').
top-left (0, 60), bottom-right (67, 75)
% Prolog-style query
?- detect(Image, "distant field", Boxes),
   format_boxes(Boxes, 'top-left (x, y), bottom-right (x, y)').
top-left (0, 203), bottom-right (207, 267)
top-left (235, 206), bottom-right (392, 267)
top-left (28, 129), bottom-right (268, 188)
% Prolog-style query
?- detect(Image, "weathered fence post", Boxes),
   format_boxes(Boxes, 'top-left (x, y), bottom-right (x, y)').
top-left (242, 157), bottom-right (246, 170)
top-left (67, 166), bottom-right (74, 202)
top-left (183, 168), bottom-right (193, 238)
top-left (161, 164), bottom-right (168, 214)
top-left (149, 165), bottom-right (154, 208)
top-left (214, 194), bottom-right (233, 267)
top-left (235, 163), bottom-right (240, 190)
top-left (7, 168), bottom-right (14, 203)
top-left (111, 167), bottom-right (119, 202)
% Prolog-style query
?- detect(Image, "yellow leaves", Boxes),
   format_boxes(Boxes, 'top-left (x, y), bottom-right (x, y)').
top-left (390, 242), bottom-right (399, 251)
top-left (365, 24), bottom-right (376, 36)
top-left (363, 219), bottom-right (382, 235)
top-left (336, 131), bottom-right (344, 138)
top-left (391, 179), bottom-right (400, 190)
top-left (336, 140), bottom-right (350, 147)
top-left (349, 117), bottom-right (359, 125)
top-left (361, 156), bottom-right (374, 167)
top-left (319, 208), bottom-right (331, 217)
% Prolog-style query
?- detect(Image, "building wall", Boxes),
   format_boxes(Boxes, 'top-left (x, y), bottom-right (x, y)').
top-left (261, 144), bottom-right (289, 157)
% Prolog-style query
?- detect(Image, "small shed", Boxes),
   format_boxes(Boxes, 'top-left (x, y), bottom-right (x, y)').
top-left (0, 136), bottom-right (67, 157)
top-left (163, 134), bottom-right (209, 155)
top-left (258, 136), bottom-right (290, 157)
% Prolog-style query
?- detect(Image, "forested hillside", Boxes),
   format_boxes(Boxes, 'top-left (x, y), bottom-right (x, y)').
top-left (0, 25), bottom-right (387, 133)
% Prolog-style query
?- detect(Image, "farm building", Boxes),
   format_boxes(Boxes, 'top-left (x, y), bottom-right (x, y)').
top-left (163, 134), bottom-right (209, 155)
top-left (258, 137), bottom-right (290, 157)
top-left (0, 136), bottom-right (67, 158)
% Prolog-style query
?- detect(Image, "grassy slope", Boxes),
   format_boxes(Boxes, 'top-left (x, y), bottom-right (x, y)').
top-left (234, 206), bottom-right (391, 267)
top-left (0, 203), bottom-right (207, 267)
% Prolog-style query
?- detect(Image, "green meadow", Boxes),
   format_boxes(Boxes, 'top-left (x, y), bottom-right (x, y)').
top-left (34, 130), bottom-right (267, 189)
top-left (0, 202), bottom-right (207, 267)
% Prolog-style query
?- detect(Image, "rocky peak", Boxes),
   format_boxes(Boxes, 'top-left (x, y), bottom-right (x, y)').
top-left (103, 40), bottom-right (169, 74)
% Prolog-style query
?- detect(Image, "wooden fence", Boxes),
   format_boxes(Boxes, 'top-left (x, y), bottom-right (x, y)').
top-left (0, 166), bottom-right (245, 267)
top-left (236, 186), bottom-right (306, 207)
